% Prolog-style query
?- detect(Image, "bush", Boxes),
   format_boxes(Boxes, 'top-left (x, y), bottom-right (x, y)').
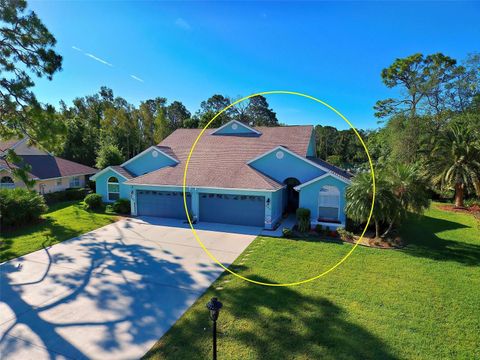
top-left (315, 224), bottom-right (323, 233)
top-left (84, 193), bottom-right (103, 210)
top-left (337, 227), bottom-right (355, 241)
top-left (282, 228), bottom-right (293, 237)
top-left (43, 188), bottom-right (87, 204)
top-left (296, 208), bottom-right (311, 233)
top-left (112, 198), bottom-right (130, 214)
top-left (0, 188), bottom-right (48, 229)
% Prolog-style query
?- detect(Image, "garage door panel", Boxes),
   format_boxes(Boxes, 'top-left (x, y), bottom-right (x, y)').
top-left (137, 191), bottom-right (191, 218)
top-left (199, 193), bottom-right (264, 227)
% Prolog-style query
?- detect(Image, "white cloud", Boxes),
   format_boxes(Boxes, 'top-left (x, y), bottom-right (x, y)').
top-left (85, 53), bottom-right (113, 67)
top-left (72, 46), bottom-right (83, 52)
top-left (175, 18), bottom-right (191, 30)
top-left (130, 75), bottom-right (144, 83)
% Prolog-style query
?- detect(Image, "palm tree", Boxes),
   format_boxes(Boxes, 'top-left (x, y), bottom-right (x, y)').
top-left (429, 123), bottom-right (480, 207)
top-left (345, 171), bottom-right (399, 238)
top-left (382, 163), bottom-right (430, 236)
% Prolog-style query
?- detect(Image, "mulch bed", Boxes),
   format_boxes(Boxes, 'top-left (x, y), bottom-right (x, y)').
top-left (437, 204), bottom-right (480, 214)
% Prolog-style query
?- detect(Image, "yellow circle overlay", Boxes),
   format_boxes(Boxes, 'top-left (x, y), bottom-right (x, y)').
top-left (182, 90), bottom-right (376, 287)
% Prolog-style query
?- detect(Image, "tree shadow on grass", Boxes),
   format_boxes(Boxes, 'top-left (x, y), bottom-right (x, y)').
top-left (400, 213), bottom-right (480, 266)
top-left (145, 273), bottom-right (398, 360)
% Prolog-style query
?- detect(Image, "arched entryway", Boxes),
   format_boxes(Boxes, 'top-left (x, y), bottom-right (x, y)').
top-left (283, 177), bottom-right (300, 213)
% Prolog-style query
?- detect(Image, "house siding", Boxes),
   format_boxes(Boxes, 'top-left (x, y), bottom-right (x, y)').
top-left (297, 175), bottom-right (348, 229)
top-left (95, 169), bottom-right (131, 202)
top-left (123, 149), bottom-right (176, 177)
top-left (249, 149), bottom-right (325, 184)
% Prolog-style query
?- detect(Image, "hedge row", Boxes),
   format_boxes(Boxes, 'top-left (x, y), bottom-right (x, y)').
top-left (43, 188), bottom-right (88, 204)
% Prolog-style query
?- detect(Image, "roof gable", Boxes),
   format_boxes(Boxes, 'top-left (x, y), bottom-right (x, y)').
top-left (211, 120), bottom-right (262, 136)
top-left (122, 146), bottom-right (178, 176)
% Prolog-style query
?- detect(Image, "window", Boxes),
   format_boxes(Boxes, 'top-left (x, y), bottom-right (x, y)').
top-left (56, 178), bottom-right (62, 187)
top-left (318, 185), bottom-right (340, 222)
top-left (0, 176), bottom-right (14, 189)
top-left (107, 176), bottom-right (120, 201)
top-left (69, 176), bottom-right (80, 188)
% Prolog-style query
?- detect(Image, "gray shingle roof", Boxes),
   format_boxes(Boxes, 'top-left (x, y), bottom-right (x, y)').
top-left (126, 126), bottom-right (314, 190)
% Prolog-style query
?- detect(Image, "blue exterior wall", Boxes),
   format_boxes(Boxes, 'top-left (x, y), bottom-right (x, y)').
top-left (213, 122), bottom-right (258, 135)
top-left (298, 175), bottom-right (348, 228)
top-left (123, 149), bottom-right (176, 176)
top-left (94, 169), bottom-right (131, 202)
top-left (249, 149), bottom-right (325, 184)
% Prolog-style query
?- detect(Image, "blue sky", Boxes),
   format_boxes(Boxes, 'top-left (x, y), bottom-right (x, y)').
top-left (30, 1), bottom-right (479, 130)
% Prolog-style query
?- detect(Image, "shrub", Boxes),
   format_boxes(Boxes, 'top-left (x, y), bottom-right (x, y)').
top-left (84, 193), bottom-right (103, 210)
top-left (112, 198), bottom-right (130, 214)
top-left (315, 224), bottom-right (323, 233)
top-left (296, 208), bottom-right (311, 233)
top-left (0, 188), bottom-right (47, 229)
top-left (337, 227), bottom-right (355, 241)
top-left (43, 188), bottom-right (87, 204)
top-left (282, 228), bottom-right (293, 237)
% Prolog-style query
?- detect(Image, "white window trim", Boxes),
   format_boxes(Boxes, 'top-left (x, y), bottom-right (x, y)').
top-left (107, 177), bottom-right (120, 201)
top-left (317, 185), bottom-right (341, 223)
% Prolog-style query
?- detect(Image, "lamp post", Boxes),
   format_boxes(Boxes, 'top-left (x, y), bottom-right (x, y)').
top-left (206, 297), bottom-right (223, 360)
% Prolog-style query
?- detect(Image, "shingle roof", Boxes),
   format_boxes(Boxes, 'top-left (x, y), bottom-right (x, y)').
top-left (307, 157), bottom-right (353, 180)
top-left (110, 165), bottom-right (135, 180)
top-left (0, 138), bottom-right (23, 152)
top-left (126, 126), bottom-right (314, 190)
top-left (16, 155), bottom-right (97, 179)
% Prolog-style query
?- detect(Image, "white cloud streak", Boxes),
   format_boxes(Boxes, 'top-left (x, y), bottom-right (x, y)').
top-left (85, 53), bottom-right (113, 67)
top-left (72, 46), bottom-right (83, 52)
top-left (175, 18), bottom-right (191, 30)
top-left (130, 75), bottom-right (144, 83)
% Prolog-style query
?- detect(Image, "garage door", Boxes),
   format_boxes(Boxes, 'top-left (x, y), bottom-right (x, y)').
top-left (137, 190), bottom-right (192, 218)
top-left (199, 193), bottom-right (265, 227)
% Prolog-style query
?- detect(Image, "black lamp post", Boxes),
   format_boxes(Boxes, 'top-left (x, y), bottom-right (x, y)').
top-left (206, 297), bottom-right (223, 360)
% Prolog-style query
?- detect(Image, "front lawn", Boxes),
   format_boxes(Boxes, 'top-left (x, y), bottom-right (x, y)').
top-left (0, 200), bottom-right (118, 262)
top-left (145, 203), bottom-right (480, 359)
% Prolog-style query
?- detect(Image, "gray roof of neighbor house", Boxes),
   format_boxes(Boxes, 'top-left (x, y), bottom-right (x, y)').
top-left (126, 125), bottom-right (316, 190)
top-left (1, 155), bottom-right (97, 180)
top-left (16, 155), bottom-right (97, 180)
top-left (0, 138), bottom-right (23, 151)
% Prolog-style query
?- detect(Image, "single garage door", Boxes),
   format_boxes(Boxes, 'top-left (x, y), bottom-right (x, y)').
top-left (199, 193), bottom-right (265, 227)
top-left (137, 190), bottom-right (192, 218)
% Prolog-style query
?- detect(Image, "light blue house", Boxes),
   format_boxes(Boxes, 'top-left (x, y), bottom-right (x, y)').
top-left (91, 120), bottom-right (352, 229)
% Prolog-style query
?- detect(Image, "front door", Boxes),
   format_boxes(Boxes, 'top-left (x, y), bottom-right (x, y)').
top-left (284, 178), bottom-right (300, 213)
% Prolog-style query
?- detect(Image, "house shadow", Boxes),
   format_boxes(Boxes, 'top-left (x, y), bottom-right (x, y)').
top-left (400, 213), bottom-right (480, 266)
top-left (0, 225), bottom-right (199, 359)
top-left (145, 273), bottom-right (398, 360)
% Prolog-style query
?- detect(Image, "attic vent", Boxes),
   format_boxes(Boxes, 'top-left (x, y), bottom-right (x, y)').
top-left (152, 151), bottom-right (158, 158)
top-left (231, 123), bottom-right (238, 130)
top-left (276, 151), bottom-right (284, 159)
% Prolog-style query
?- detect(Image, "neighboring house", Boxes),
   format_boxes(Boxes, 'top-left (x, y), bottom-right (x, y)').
top-left (0, 137), bottom-right (97, 194)
top-left (92, 120), bottom-right (352, 229)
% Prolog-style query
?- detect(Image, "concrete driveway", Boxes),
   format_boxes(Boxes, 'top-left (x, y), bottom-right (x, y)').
top-left (0, 217), bottom-right (260, 359)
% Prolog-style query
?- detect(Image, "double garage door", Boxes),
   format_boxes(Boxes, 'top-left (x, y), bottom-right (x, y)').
top-left (199, 193), bottom-right (265, 227)
top-left (136, 190), bottom-right (265, 227)
top-left (137, 190), bottom-right (192, 219)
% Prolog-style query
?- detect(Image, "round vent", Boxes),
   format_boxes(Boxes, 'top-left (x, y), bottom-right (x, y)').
top-left (276, 151), bottom-right (284, 159)
top-left (152, 150), bottom-right (159, 158)
top-left (231, 123), bottom-right (238, 130)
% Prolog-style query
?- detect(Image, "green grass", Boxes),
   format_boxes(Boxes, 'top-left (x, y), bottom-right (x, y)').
top-left (145, 203), bottom-right (480, 360)
top-left (0, 201), bottom-right (118, 262)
